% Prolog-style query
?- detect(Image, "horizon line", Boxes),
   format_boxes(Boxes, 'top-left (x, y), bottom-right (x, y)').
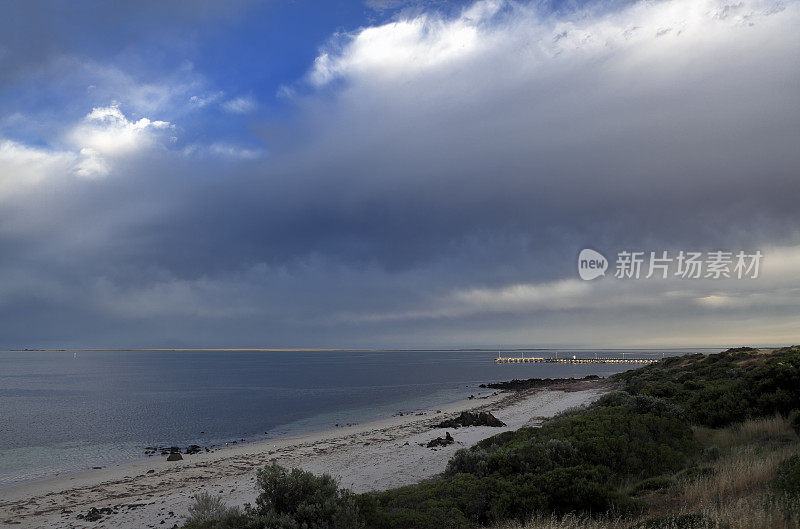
top-left (3, 345), bottom-right (767, 353)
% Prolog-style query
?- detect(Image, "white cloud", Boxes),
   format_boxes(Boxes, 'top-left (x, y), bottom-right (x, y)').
top-left (222, 96), bottom-right (257, 114)
top-left (0, 104), bottom-right (175, 186)
top-left (2, 97), bottom-right (261, 185)
top-left (0, 139), bottom-right (76, 198)
top-left (68, 104), bottom-right (172, 157)
top-left (182, 142), bottom-right (263, 160)
top-left (309, 2), bottom-right (496, 87)
top-left (189, 91), bottom-right (224, 107)
top-left (309, 0), bottom-right (793, 88)
top-left (59, 104), bottom-right (173, 177)
top-left (73, 148), bottom-right (110, 178)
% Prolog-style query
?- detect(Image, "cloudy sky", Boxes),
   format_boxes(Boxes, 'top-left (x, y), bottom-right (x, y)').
top-left (1, 0), bottom-right (798, 349)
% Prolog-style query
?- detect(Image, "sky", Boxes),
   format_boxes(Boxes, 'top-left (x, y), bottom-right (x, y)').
top-left (0, 0), bottom-right (799, 349)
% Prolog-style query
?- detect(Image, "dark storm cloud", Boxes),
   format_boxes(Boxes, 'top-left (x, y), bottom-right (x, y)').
top-left (1, 0), bottom-right (799, 347)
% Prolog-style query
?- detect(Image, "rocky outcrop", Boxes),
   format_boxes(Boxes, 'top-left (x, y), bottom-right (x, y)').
top-left (479, 375), bottom-right (600, 391)
top-left (166, 452), bottom-right (183, 461)
top-left (433, 411), bottom-right (505, 428)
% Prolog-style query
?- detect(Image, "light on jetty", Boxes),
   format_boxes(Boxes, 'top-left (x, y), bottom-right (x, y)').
top-left (494, 351), bottom-right (663, 365)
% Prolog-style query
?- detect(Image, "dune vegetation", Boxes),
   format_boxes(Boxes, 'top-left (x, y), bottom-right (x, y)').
top-left (182, 346), bottom-right (800, 529)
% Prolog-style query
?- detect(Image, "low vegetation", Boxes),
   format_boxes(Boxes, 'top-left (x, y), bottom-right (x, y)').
top-left (616, 346), bottom-right (800, 428)
top-left (497, 416), bottom-right (800, 529)
top-left (183, 346), bottom-right (800, 529)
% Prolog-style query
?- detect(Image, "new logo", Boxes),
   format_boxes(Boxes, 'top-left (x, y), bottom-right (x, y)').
top-left (578, 249), bottom-right (608, 280)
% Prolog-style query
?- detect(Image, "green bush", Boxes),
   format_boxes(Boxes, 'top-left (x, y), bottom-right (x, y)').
top-left (775, 455), bottom-right (800, 497)
top-left (456, 392), bottom-right (693, 481)
top-left (700, 446), bottom-right (720, 463)
top-left (629, 476), bottom-right (675, 494)
top-left (187, 493), bottom-right (236, 523)
top-left (789, 409), bottom-right (800, 435)
top-left (365, 466), bottom-right (643, 528)
top-left (183, 464), bottom-right (365, 529)
top-left (251, 464), bottom-right (363, 529)
top-left (183, 493), bottom-right (248, 529)
top-left (363, 473), bottom-right (495, 529)
top-left (616, 346), bottom-right (800, 427)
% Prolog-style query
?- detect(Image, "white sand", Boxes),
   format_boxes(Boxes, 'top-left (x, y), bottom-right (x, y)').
top-left (0, 385), bottom-right (605, 529)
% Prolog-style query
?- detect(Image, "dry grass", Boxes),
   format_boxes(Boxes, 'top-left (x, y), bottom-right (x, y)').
top-left (498, 499), bottom-right (800, 529)
top-left (694, 495), bottom-right (800, 529)
top-left (694, 415), bottom-right (795, 451)
top-left (680, 444), bottom-right (797, 505)
top-left (683, 416), bottom-right (798, 505)
top-left (497, 498), bottom-right (800, 529)
top-left (494, 513), bottom-right (627, 529)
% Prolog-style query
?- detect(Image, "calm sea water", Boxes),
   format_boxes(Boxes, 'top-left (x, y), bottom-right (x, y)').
top-left (0, 349), bottom-right (714, 487)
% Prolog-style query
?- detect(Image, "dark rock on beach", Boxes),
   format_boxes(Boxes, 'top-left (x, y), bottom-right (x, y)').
top-left (166, 453), bottom-right (183, 461)
top-left (149, 444), bottom-right (213, 457)
top-left (427, 431), bottom-right (454, 447)
top-left (80, 507), bottom-right (113, 521)
top-left (434, 411), bottom-right (505, 429)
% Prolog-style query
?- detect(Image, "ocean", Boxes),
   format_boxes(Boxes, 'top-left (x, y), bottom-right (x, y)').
top-left (0, 349), bottom-right (715, 488)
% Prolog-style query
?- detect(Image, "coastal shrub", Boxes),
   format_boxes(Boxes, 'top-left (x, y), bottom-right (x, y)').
top-left (462, 393), bottom-right (694, 480)
top-left (700, 446), bottom-right (719, 463)
top-left (616, 346), bottom-right (800, 428)
top-left (629, 476), bottom-right (674, 495)
top-left (447, 447), bottom-right (492, 477)
top-left (775, 455), bottom-right (800, 497)
top-left (252, 464), bottom-right (364, 529)
top-left (363, 473), bottom-right (495, 528)
top-left (184, 493), bottom-right (247, 529)
top-left (188, 493), bottom-right (230, 521)
top-left (376, 394), bottom-right (687, 525)
top-left (366, 467), bottom-right (642, 528)
top-left (789, 409), bottom-right (800, 435)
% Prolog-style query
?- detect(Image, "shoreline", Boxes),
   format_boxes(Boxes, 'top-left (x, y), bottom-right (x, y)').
top-left (0, 384), bottom-right (493, 491)
top-left (0, 381), bottom-right (607, 528)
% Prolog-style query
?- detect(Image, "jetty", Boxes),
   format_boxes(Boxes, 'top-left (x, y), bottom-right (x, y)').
top-left (494, 352), bottom-right (662, 365)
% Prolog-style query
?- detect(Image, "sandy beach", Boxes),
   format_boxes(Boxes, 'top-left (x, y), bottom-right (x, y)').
top-left (0, 383), bottom-right (605, 529)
